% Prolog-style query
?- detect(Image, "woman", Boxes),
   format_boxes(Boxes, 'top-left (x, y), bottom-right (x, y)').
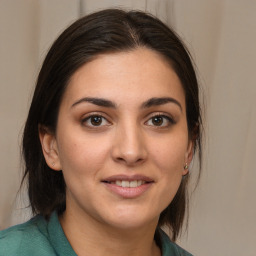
top-left (0, 9), bottom-right (202, 256)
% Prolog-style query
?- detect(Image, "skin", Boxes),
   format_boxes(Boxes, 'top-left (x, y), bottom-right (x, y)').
top-left (40, 47), bottom-right (193, 256)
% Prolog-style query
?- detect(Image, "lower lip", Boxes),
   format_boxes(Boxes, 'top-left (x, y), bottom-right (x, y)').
top-left (103, 182), bottom-right (153, 198)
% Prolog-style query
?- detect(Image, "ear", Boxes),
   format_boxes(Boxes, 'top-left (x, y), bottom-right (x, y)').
top-left (183, 140), bottom-right (194, 175)
top-left (38, 125), bottom-right (62, 171)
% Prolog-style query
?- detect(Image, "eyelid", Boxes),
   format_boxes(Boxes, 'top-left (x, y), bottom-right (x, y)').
top-left (80, 111), bottom-right (175, 128)
top-left (145, 112), bottom-right (176, 127)
top-left (146, 112), bottom-right (175, 121)
top-left (81, 112), bottom-right (112, 127)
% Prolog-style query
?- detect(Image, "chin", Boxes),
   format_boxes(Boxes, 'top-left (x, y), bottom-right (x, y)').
top-left (101, 206), bottom-right (159, 230)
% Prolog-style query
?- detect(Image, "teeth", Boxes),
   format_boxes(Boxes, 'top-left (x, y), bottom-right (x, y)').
top-left (122, 181), bottom-right (129, 187)
top-left (111, 180), bottom-right (147, 188)
top-left (116, 180), bottom-right (122, 186)
top-left (130, 180), bottom-right (137, 188)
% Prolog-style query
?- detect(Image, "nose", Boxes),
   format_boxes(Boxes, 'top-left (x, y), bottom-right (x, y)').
top-left (111, 121), bottom-right (147, 166)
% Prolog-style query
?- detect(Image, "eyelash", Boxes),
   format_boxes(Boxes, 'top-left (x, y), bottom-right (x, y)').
top-left (145, 114), bottom-right (175, 128)
top-left (81, 113), bottom-right (110, 128)
top-left (81, 113), bottom-right (175, 128)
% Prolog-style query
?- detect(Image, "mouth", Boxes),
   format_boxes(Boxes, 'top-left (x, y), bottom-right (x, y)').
top-left (101, 175), bottom-right (154, 198)
top-left (102, 180), bottom-right (152, 188)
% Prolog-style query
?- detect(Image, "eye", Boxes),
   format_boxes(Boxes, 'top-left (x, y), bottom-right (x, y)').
top-left (82, 114), bottom-right (110, 127)
top-left (145, 114), bottom-right (174, 127)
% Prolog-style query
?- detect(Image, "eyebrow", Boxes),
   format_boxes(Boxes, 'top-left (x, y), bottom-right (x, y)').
top-left (141, 97), bottom-right (182, 111)
top-left (71, 97), bottom-right (182, 111)
top-left (71, 97), bottom-right (117, 108)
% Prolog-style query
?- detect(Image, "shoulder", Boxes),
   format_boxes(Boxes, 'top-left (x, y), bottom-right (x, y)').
top-left (0, 215), bottom-right (56, 256)
top-left (158, 229), bottom-right (194, 256)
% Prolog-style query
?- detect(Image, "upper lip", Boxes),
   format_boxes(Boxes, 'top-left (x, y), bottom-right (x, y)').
top-left (102, 174), bottom-right (154, 183)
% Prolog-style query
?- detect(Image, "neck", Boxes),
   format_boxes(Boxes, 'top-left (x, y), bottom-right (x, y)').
top-left (59, 206), bottom-right (161, 256)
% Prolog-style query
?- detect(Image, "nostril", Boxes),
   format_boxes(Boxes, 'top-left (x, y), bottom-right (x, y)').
top-left (111, 138), bottom-right (147, 165)
top-left (115, 156), bottom-right (145, 166)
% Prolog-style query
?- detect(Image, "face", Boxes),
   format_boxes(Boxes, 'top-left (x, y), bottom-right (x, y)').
top-left (41, 47), bottom-right (193, 230)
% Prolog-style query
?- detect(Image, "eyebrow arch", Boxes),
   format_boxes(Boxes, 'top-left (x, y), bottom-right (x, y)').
top-left (71, 97), bottom-right (117, 108)
top-left (71, 96), bottom-right (182, 111)
top-left (141, 97), bottom-right (182, 111)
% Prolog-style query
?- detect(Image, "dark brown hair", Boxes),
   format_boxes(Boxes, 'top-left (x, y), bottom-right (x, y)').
top-left (22, 8), bottom-right (202, 241)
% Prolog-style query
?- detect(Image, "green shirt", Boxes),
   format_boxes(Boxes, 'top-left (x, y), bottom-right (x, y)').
top-left (0, 212), bottom-right (193, 256)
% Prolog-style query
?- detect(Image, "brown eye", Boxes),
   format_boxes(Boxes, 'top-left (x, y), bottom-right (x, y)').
top-left (152, 116), bottom-right (164, 126)
top-left (145, 114), bottom-right (174, 127)
top-left (90, 116), bottom-right (103, 126)
top-left (82, 114), bottom-right (110, 128)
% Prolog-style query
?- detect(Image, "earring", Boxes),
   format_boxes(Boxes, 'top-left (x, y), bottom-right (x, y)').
top-left (52, 162), bottom-right (55, 167)
top-left (182, 163), bottom-right (189, 179)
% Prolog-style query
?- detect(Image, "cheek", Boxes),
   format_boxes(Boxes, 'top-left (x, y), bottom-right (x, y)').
top-left (152, 137), bottom-right (187, 203)
top-left (150, 133), bottom-right (188, 173)
top-left (57, 131), bottom-right (111, 178)
top-left (148, 131), bottom-right (188, 201)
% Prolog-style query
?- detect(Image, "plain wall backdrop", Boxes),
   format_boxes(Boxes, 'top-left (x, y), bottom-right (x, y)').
top-left (0, 1), bottom-right (255, 255)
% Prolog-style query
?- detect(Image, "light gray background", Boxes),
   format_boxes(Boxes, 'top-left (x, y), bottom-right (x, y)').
top-left (1, 1), bottom-right (256, 255)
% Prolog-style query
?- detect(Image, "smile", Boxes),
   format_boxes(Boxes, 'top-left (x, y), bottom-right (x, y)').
top-left (102, 175), bottom-right (154, 198)
top-left (104, 180), bottom-right (148, 188)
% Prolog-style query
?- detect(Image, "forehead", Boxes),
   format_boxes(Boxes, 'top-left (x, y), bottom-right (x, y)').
top-left (61, 47), bottom-right (185, 108)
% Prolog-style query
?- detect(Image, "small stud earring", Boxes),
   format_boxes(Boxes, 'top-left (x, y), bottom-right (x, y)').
top-left (52, 162), bottom-right (55, 167)
top-left (184, 163), bottom-right (189, 170)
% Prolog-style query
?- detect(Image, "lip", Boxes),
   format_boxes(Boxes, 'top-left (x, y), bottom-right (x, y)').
top-left (101, 174), bottom-right (154, 199)
top-left (102, 174), bottom-right (154, 183)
